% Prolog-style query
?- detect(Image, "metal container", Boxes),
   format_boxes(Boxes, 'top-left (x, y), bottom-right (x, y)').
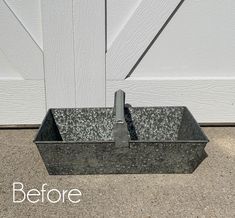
top-left (34, 90), bottom-right (209, 175)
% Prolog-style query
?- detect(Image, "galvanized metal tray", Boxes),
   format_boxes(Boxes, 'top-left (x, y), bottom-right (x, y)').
top-left (34, 90), bottom-right (209, 175)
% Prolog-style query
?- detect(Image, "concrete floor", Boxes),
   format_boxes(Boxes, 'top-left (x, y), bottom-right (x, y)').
top-left (0, 128), bottom-right (234, 218)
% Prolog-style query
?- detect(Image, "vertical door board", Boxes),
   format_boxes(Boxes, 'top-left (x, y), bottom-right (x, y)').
top-left (73, 0), bottom-right (105, 107)
top-left (42, 0), bottom-right (106, 108)
top-left (42, 0), bottom-right (75, 108)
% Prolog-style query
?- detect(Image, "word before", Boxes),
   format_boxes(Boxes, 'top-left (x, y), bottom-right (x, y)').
top-left (13, 182), bottom-right (82, 204)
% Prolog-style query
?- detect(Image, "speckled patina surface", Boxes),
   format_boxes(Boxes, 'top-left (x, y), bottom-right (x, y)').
top-left (34, 106), bottom-right (208, 175)
top-left (52, 108), bottom-right (115, 141)
top-left (51, 107), bottom-right (183, 142)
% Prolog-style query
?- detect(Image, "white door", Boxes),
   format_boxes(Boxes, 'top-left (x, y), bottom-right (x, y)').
top-left (106, 0), bottom-right (235, 123)
top-left (1, 0), bottom-right (234, 124)
top-left (0, 0), bottom-right (45, 125)
top-left (1, 0), bottom-right (106, 125)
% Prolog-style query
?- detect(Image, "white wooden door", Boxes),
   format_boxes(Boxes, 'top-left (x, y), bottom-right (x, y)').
top-left (1, 0), bottom-right (234, 124)
top-left (106, 0), bottom-right (235, 123)
top-left (0, 0), bottom-right (45, 125)
top-left (0, 0), bottom-right (106, 125)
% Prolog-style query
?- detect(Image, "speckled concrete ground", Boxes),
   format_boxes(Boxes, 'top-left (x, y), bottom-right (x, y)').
top-left (0, 128), bottom-right (234, 218)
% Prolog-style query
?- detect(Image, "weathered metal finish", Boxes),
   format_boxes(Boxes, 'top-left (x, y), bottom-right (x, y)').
top-left (113, 90), bottom-right (129, 149)
top-left (34, 105), bottom-right (209, 175)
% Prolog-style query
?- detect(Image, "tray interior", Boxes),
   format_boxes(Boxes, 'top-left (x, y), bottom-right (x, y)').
top-left (34, 107), bottom-right (207, 142)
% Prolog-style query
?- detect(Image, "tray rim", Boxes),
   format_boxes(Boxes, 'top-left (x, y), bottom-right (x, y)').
top-left (34, 106), bottom-right (209, 144)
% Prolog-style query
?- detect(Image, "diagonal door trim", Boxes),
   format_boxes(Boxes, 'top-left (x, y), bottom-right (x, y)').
top-left (106, 0), bottom-right (183, 80)
top-left (0, 0), bottom-right (43, 79)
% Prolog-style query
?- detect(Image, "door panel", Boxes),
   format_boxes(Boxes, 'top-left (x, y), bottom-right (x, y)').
top-left (0, 0), bottom-right (45, 124)
top-left (5, 0), bottom-right (43, 49)
top-left (106, 0), bottom-right (182, 80)
top-left (107, 0), bottom-right (141, 50)
top-left (106, 0), bottom-right (235, 123)
top-left (0, 0), bottom-right (43, 79)
top-left (0, 80), bottom-right (45, 124)
top-left (132, 0), bottom-right (235, 78)
top-left (1, 0), bottom-right (234, 124)
top-left (106, 79), bottom-right (235, 123)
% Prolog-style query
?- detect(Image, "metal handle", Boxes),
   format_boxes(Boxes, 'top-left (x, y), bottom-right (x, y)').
top-left (113, 90), bottom-right (129, 148)
top-left (114, 90), bottom-right (125, 122)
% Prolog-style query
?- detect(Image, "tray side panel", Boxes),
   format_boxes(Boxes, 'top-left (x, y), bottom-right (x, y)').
top-left (36, 141), bottom-right (207, 175)
top-left (178, 107), bottom-right (208, 141)
top-left (35, 110), bottom-right (62, 141)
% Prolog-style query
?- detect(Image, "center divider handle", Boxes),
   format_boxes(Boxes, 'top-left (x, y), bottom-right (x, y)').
top-left (113, 90), bottom-right (130, 149)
